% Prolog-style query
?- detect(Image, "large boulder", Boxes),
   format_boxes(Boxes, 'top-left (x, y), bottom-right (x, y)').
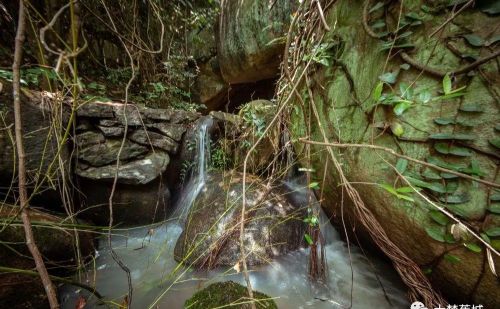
top-left (0, 80), bottom-right (69, 206)
top-left (217, 0), bottom-right (294, 84)
top-left (288, 1), bottom-right (499, 307)
top-left (194, 57), bottom-right (229, 111)
top-left (174, 171), bottom-right (306, 268)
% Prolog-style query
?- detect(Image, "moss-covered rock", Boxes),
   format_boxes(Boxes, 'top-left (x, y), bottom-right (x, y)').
top-left (284, 0), bottom-right (499, 307)
top-left (184, 281), bottom-right (277, 309)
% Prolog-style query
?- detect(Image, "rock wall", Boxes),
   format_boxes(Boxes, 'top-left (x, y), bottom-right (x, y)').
top-left (74, 101), bottom-right (200, 225)
top-left (286, 1), bottom-right (499, 307)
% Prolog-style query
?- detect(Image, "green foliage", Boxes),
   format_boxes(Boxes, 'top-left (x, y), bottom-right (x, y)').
top-left (209, 141), bottom-right (231, 171)
top-left (379, 183), bottom-right (415, 202)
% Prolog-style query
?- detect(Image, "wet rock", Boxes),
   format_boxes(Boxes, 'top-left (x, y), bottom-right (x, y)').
top-left (174, 171), bottom-right (306, 267)
top-left (98, 125), bottom-right (124, 137)
top-left (77, 101), bottom-right (114, 118)
top-left (78, 139), bottom-right (148, 167)
top-left (185, 281), bottom-right (277, 309)
top-left (129, 129), bottom-right (179, 154)
top-left (218, 0), bottom-right (294, 84)
top-left (146, 123), bottom-right (186, 141)
top-left (77, 151), bottom-right (169, 185)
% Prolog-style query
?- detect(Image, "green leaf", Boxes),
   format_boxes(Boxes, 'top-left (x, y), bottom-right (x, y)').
top-left (427, 156), bottom-right (467, 172)
top-left (495, 124), bottom-right (500, 132)
top-left (434, 117), bottom-right (455, 125)
top-left (379, 71), bottom-right (399, 84)
top-left (439, 193), bottom-right (470, 204)
top-left (490, 193), bottom-right (500, 202)
top-left (485, 35), bottom-right (500, 47)
top-left (393, 101), bottom-right (412, 116)
top-left (309, 182), bottom-right (320, 190)
top-left (369, 1), bottom-right (385, 13)
top-left (459, 104), bottom-right (483, 113)
top-left (372, 82), bottom-right (384, 102)
top-left (390, 121), bottom-right (404, 137)
top-left (488, 204), bottom-right (500, 214)
top-left (395, 158), bottom-right (408, 174)
top-left (492, 240), bottom-right (500, 251)
top-left (429, 210), bottom-right (449, 226)
top-left (304, 233), bottom-right (314, 245)
top-left (464, 243), bottom-right (482, 253)
top-left (425, 226), bottom-right (446, 242)
top-left (418, 90), bottom-right (432, 103)
top-left (380, 183), bottom-right (398, 195)
top-left (444, 254), bottom-right (461, 264)
top-left (372, 20), bottom-right (386, 29)
top-left (442, 74), bottom-right (452, 95)
top-left (422, 169), bottom-right (441, 180)
top-left (396, 186), bottom-right (415, 193)
top-left (480, 233), bottom-right (491, 244)
top-left (405, 12), bottom-right (423, 20)
top-left (462, 34), bottom-right (484, 47)
top-left (429, 133), bottom-right (476, 140)
top-left (440, 172), bottom-right (458, 180)
top-left (489, 138), bottom-right (500, 149)
top-left (434, 143), bottom-right (473, 156)
top-left (485, 227), bottom-right (500, 237)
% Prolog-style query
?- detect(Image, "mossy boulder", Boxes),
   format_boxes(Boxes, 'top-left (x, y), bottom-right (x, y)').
top-left (184, 281), bottom-right (277, 309)
top-left (286, 0), bottom-right (499, 307)
top-left (217, 0), bottom-right (294, 84)
top-left (174, 171), bottom-right (306, 268)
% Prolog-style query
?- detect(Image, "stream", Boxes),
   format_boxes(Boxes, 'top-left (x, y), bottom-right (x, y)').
top-left (60, 119), bottom-right (410, 309)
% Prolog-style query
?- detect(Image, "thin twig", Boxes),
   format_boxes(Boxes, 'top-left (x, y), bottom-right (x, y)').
top-left (429, 0), bottom-right (474, 38)
top-left (12, 1), bottom-right (59, 308)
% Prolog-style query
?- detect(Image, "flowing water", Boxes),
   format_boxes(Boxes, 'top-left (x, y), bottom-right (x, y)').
top-left (60, 118), bottom-right (410, 309)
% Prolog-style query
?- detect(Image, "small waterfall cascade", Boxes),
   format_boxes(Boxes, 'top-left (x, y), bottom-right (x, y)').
top-left (60, 123), bottom-right (410, 309)
top-left (175, 116), bottom-right (213, 220)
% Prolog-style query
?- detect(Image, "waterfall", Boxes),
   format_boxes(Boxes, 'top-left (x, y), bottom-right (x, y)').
top-left (174, 116), bottom-right (212, 220)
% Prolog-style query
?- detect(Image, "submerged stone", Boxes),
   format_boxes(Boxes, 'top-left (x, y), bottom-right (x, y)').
top-left (185, 281), bottom-right (277, 309)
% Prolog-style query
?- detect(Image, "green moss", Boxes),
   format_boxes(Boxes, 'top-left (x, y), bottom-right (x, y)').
top-left (185, 281), bottom-right (277, 309)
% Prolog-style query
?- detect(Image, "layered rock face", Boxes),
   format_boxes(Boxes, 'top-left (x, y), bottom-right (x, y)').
top-left (75, 101), bottom-right (200, 225)
top-left (174, 171), bottom-right (306, 267)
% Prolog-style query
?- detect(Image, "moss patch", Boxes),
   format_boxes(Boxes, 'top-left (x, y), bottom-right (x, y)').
top-left (185, 281), bottom-right (277, 309)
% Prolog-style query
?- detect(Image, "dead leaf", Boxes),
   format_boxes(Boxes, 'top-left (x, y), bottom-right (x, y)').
top-left (75, 296), bottom-right (86, 309)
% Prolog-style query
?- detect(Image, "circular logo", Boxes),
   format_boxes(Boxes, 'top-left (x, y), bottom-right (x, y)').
top-left (410, 301), bottom-right (428, 309)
